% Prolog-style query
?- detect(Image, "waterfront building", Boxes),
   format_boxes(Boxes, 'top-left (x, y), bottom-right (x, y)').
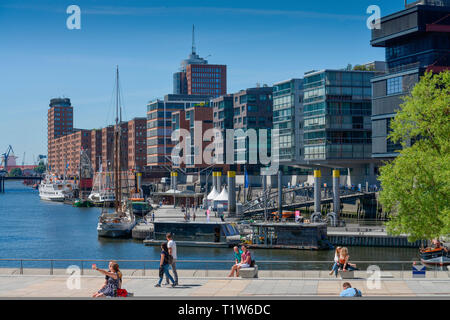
top-left (127, 118), bottom-right (147, 172)
top-left (146, 94), bottom-right (212, 168)
top-left (171, 106), bottom-right (213, 170)
top-left (272, 79), bottom-right (304, 164)
top-left (90, 129), bottom-right (102, 173)
top-left (210, 87), bottom-right (273, 174)
top-left (299, 65), bottom-right (386, 184)
top-left (47, 98), bottom-right (73, 171)
top-left (173, 26), bottom-right (226, 97)
top-left (371, 0), bottom-right (450, 159)
top-left (50, 129), bottom-right (91, 177)
top-left (47, 98), bottom-right (147, 177)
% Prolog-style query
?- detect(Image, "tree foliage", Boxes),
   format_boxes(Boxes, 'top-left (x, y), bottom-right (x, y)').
top-left (8, 168), bottom-right (22, 177)
top-left (34, 161), bottom-right (46, 174)
top-left (379, 71), bottom-right (450, 241)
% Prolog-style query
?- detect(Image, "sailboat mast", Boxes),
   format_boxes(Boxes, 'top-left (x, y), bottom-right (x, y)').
top-left (114, 66), bottom-right (122, 211)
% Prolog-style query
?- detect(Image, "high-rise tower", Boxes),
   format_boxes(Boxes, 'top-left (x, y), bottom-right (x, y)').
top-left (173, 25), bottom-right (227, 97)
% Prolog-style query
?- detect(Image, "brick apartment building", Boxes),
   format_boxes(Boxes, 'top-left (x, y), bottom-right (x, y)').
top-left (47, 98), bottom-right (147, 177)
top-left (171, 106), bottom-right (214, 170)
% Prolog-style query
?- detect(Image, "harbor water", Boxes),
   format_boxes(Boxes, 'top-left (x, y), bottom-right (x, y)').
top-left (0, 181), bottom-right (420, 270)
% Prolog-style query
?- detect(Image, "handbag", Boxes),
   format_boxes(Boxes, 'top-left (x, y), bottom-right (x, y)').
top-left (116, 289), bottom-right (128, 297)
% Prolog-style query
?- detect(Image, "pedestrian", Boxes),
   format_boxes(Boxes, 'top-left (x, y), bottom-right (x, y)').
top-left (193, 210), bottom-right (196, 221)
top-left (220, 212), bottom-right (225, 222)
top-left (329, 247), bottom-right (342, 277)
top-left (340, 282), bottom-right (362, 297)
top-left (151, 211), bottom-right (155, 222)
top-left (227, 246), bottom-right (243, 277)
top-left (92, 261), bottom-right (122, 297)
top-left (155, 243), bottom-right (176, 287)
top-left (338, 247), bottom-right (358, 272)
top-left (228, 244), bottom-right (252, 277)
top-left (206, 209), bottom-right (210, 222)
top-left (166, 232), bottom-right (179, 286)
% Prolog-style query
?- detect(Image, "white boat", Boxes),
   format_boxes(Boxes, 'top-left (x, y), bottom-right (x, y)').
top-left (97, 204), bottom-right (137, 238)
top-left (88, 169), bottom-right (115, 206)
top-left (38, 174), bottom-right (75, 202)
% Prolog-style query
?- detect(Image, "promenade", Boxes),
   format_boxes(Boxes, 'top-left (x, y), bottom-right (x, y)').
top-left (1, 269), bottom-right (450, 298)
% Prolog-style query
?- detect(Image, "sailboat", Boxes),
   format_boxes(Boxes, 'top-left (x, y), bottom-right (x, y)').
top-left (88, 163), bottom-right (115, 207)
top-left (97, 66), bottom-right (137, 238)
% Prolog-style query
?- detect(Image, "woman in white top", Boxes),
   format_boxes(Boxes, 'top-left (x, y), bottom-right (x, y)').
top-left (329, 246), bottom-right (341, 277)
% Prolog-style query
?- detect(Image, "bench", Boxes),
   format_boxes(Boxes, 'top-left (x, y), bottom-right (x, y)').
top-left (338, 270), bottom-right (355, 279)
top-left (239, 265), bottom-right (258, 278)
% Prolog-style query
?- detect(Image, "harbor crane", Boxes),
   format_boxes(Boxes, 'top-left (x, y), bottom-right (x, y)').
top-left (1, 145), bottom-right (15, 172)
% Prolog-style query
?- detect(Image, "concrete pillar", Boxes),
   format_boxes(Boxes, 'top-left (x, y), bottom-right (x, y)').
top-left (212, 172), bottom-right (218, 190)
top-left (314, 170), bottom-right (321, 213)
top-left (136, 172), bottom-right (142, 196)
top-left (262, 174), bottom-right (267, 222)
top-left (217, 171), bottom-right (222, 191)
top-left (278, 170), bottom-right (282, 219)
top-left (171, 171), bottom-right (178, 191)
top-left (227, 171), bottom-right (236, 216)
top-left (333, 170), bottom-right (340, 216)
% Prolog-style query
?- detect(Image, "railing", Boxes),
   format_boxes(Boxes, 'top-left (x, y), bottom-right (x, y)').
top-left (0, 259), bottom-right (448, 279)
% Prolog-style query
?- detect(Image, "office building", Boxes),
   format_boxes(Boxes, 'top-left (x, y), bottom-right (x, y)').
top-left (173, 26), bottom-right (226, 97)
top-left (272, 79), bottom-right (304, 164)
top-left (371, 0), bottom-right (450, 159)
top-left (146, 94), bottom-right (212, 168)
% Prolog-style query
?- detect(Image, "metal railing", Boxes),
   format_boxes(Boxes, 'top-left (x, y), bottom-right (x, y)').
top-left (0, 258), bottom-right (448, 279)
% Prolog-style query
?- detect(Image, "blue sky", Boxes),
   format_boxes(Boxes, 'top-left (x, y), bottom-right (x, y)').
top-left (0, 0), bottom-right (405, 163)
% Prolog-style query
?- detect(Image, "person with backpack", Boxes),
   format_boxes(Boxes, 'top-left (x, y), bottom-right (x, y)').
top-left (340, 282), bottom-right (362, 297)
top-left (165, 232), bottom-right (179, 286)
top-left (155, 243), bottom-right (176, 287)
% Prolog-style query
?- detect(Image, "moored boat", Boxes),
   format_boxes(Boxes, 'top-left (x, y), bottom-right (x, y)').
top-left (420, 247), bottom-right (450, 266)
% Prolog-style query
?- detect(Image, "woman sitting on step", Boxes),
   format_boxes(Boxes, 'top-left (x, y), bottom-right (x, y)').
top-left (338, 247), bottom-right (358, 273)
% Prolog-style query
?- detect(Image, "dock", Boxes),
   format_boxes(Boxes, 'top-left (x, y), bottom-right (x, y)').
top-left (327, 225), bottom-right (422, 248)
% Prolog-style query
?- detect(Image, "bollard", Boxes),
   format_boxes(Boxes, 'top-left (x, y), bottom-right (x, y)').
top-left (228, 171), bottom-right (236, 216)
top-left (333, 170), bottom-right (340, 216)
top-left (212, 172), bottom-right (218, 191)
top-left (136, 172), bottom-right (142, 196)
top-left (171, 171), bottom-right (178, 191)
top-left (314, 170), bottom-right (321, 214)
top-left (217, 171), bottom-right (222, 192)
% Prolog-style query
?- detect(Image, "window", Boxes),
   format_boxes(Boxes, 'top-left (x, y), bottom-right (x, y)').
top-left (387, 76), bottom-right (402, 95)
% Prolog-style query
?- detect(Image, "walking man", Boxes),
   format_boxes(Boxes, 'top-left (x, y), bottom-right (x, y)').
top-left (166, 232), bottom-right (178, 286)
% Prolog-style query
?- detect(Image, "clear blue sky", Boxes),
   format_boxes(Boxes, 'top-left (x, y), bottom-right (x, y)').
top-left (0, 0), bottom-right (405, 164)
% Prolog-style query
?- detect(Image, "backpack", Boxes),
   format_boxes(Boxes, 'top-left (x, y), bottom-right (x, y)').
top-left (353, 288), bottom-right (362, 297)
top-left (250, 259), bottom-right (255, 267)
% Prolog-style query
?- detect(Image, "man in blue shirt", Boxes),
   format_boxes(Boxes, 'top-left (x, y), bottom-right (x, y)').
top-left (340, 282), bottom-right (362, 297)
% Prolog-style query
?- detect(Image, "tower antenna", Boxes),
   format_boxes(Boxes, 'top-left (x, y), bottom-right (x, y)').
top-left (192, 24), bottom-right (196, 54)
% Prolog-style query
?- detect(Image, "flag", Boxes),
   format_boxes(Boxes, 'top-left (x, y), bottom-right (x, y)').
top-left (244, 168), bottom-right (249, 188)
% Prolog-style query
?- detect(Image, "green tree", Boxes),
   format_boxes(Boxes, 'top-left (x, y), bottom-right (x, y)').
top-left (34, 161), bottom-right (46, 174)
top-left (379, 71), bottom-right (450, 241)
top-left (9, 168), bottom-right (22, 177)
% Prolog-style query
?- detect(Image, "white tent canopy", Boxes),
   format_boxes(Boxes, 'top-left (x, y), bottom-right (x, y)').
top-left (207, 186), bottom-right (219, 200)
top-left (214, 186), bottom-right (228, 201)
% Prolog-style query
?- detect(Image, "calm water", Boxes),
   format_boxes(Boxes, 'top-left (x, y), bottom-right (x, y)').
top-left (0, 181), bottom-right (420, 270)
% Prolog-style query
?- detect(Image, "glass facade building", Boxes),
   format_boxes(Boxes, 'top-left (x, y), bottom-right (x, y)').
top-left (302, 70), bottom-right (377, 161)
top-left (272, 79), bottom-right (304, 163)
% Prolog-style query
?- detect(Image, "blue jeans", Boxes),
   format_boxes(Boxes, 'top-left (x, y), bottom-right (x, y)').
top-left (331, 262), bottom-right (340, 276)
top-left (158, 264), bottom-right (175, 285)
